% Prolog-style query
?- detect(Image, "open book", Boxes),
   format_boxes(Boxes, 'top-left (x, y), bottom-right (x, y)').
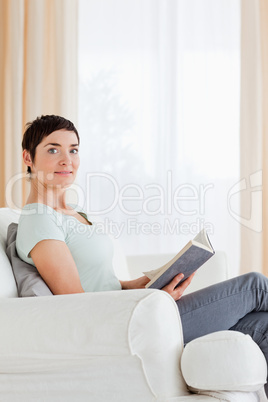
top-left (144, 229), bottom-right (215, 289)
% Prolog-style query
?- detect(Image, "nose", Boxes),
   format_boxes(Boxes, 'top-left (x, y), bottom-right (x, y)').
top-left (59, 152), bottom-right (72, 166)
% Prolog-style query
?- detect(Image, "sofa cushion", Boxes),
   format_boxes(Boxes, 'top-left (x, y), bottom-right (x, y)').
top-left (181, 330), bottom-right (267, 392)
top-left (6, 223), bottom-right (53, 297)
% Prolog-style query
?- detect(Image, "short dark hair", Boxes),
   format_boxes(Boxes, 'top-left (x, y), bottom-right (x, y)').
top-left (22, 115), bottom-right (80, 174)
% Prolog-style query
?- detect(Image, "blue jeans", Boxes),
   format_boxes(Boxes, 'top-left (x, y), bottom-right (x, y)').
top-left (177, 272), bottom-right (268, 395)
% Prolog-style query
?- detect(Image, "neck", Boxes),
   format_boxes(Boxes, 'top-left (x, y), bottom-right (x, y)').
top-left (25, 180), bottom-right (69, 210)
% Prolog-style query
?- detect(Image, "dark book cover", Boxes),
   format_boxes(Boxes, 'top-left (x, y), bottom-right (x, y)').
top-left (147, 245), bottom-right (214, 290)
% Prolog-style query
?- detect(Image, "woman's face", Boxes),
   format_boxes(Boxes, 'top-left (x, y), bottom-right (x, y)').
top-left (24, 130), bottom-right (80, 188)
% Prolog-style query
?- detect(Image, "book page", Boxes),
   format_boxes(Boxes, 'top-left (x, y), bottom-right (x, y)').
top-left (143, 266), bottom-right (164, 280)
top-left (194, 229), bottom-right (214, 251)
top-left (193, 228), bottom-right (207, 245)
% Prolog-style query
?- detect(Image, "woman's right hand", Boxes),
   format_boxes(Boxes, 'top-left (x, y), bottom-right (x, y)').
top-left (161, 272), bottom-right (196, 301)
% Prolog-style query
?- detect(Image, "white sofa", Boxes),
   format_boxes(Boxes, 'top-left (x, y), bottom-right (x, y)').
top-left (0, 207), bottom-right (267, 402)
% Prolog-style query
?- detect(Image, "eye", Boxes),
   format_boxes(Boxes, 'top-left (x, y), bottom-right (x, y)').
top-left (48, 148), bottom-right (58, 154)
top-left (70, 148), bottom-right (79, 154)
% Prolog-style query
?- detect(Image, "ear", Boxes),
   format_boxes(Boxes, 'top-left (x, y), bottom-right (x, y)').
top-left (22, 150), bottom-right (33, 169)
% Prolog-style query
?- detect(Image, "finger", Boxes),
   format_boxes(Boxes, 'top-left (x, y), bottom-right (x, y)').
top-left (161, 273), bottom-right (183, 293)
top-left (169, 273), bottom-right (184, 289)
top-left (185, 271), bottom-right (196, 284)
top-left (178, 275), bottom-right (193, 290)
top-left (175, 272), bottom-right (196, 294)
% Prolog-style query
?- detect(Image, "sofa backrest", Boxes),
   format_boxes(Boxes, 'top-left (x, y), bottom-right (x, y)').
top-left (0, 208), bottom-right (20, 297)
top-left (0, 207), bottom-right (229, 298)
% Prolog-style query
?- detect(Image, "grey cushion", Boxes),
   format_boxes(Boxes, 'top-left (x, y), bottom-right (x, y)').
top-left (6, 223), bottom-right (53, 297)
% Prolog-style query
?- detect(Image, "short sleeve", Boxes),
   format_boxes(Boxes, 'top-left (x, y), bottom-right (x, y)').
top-left (16, 206), bottom-right (65, 263)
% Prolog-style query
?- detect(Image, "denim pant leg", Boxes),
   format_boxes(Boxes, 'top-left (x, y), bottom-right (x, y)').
top-left (177, 272), bottom-right (268, 343)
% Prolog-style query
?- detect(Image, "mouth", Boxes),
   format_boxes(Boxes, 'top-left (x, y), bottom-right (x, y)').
top-left (54, 171), bottom-right (73, 175)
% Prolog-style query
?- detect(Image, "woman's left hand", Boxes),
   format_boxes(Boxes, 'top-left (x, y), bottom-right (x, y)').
top-left (161, 271), bottom-right (196, 301)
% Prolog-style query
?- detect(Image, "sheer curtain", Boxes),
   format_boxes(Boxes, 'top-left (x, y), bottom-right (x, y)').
top-left (78, 0), bottom-right (241, 274)
top-left (240, 0), bottom-right (268, 276)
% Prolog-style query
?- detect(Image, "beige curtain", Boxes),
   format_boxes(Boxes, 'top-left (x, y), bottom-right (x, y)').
top-left (240, 0), bottom-right (268, 275)
top-left (0, 0), bottom-right (78, 209)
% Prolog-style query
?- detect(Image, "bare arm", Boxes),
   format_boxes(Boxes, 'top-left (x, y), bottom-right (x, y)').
top-left (30, 240), bottom-right (85, 295)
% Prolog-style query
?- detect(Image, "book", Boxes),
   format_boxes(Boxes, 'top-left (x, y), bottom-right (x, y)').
top-left (144, 229), bottom-right (215, 289)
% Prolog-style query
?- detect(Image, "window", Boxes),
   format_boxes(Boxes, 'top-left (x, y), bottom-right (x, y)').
top-left (78, 0), bottom-right (240, 274)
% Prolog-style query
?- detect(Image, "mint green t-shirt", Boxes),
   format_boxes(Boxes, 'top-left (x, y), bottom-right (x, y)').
top-left (16, 203), bottom-right (122, 292)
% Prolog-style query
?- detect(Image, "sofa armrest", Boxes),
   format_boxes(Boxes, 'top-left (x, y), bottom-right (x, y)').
top-left (181, 330), bottom-right (267, 393)
top-left (0, 289), bottom-right (188, 399)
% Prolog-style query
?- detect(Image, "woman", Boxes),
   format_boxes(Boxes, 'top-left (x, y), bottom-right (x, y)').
top-left (17, 115), bottom-right (268, 395)
top-left (17, 114), bottom-right (194, 297)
